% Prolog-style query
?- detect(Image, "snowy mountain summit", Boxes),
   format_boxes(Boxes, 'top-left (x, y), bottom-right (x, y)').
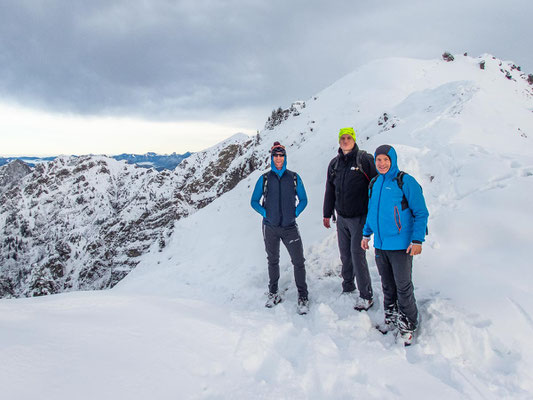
top-left (1, 54), bottom-right (533, 399)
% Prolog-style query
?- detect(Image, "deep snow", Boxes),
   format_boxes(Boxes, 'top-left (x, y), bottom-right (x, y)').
top-left (1, 54), bottom-right (533, 399)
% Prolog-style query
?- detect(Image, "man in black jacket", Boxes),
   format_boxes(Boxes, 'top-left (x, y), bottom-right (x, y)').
top-left (323, 127), bottom-right (378, 310)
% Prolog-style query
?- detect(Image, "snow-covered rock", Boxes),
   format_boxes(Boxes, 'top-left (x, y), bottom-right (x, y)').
top-left (265, 101), bottom-right (307, 130)
top-left (0, 159), bottom-right (32, 193)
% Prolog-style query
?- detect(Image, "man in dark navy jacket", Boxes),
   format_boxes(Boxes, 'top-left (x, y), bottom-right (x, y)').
top-left (251, 142), bottom-right (309, 313)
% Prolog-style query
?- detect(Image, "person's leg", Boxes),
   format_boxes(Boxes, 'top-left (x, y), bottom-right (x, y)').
top-left (336, 215), bottom-right (355, 292)
top-left (281, 225), bottom-right (308, 298)
top-left (388, 250), bottom-right (418, 329)
top-left (349, 215), bottom-right (373, 300)
top-left (263, 223), bottom-right (281, 294)
top-left (375, 248), bottom-right (398, 307)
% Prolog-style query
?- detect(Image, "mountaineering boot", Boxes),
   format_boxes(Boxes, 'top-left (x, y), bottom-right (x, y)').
top-left (354, 297), bottom-right (374, 311)
top-left (399, 330), bottom-right (414, 346)
top-left (265, 292), bottom-right (282, 308)
top-left (384, 303), bottom-right (398, 326)
top-left (397, 310), bottom-right (417, 346)
top-left (383, 302), bottom-right (398, 331)
top-left (376, 303), bottom-right (398, 334)
top-left (297, 297), bottom-right (309, 315)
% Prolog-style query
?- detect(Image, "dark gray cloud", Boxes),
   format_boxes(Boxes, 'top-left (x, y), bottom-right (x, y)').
top-left (0, 0), bottom-right (531, 126)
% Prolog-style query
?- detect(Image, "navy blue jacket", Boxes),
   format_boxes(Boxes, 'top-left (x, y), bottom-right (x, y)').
top-left (250, 155), bottom-right (307, 227)
top-left (363, 146), bottom-right (429, 250)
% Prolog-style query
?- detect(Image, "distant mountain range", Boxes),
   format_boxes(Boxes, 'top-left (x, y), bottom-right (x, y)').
top-left (111, 152), bottom-right (192, 170)
top-left (0, 152), bottom-right (192, 171)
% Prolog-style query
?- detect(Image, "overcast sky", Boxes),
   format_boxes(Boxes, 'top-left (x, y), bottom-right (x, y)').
top-left (1, 0), bottom-right (531, 156)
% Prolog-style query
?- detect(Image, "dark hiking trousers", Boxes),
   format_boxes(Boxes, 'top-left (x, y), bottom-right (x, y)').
top-left (336, 214), bottom-right (373, 300)
top-left (375, 249), bottom-right (418, 327)
top-left (263, 223), bottom-right (308, 298)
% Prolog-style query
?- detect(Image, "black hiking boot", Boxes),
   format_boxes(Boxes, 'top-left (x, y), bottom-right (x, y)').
top-left (265, 292), bottom-right (282, 308)
top-left (296, 297), bottom-right (309, 315)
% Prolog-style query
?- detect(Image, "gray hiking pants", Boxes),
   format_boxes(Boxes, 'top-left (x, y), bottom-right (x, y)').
top-left (263, 223), bottom-right (308, 298)
top-left (375, 249), bottom-right (418, 327)
top-left (336, 214), bottom-right (373, 300)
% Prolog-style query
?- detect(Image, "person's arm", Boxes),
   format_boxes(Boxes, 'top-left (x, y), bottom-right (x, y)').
top-left (403, 175), bottom-right (429, 255)
top-left (403, 175), bottom-right (429, 243)
top-left (295, 174), bottom-right (307, 217)
top-left (323, 159), bottom-right (336, 228)
top-left (362, 219), bottom-right (373, 248)
top-left (250, 175), bottom-right (266, 218)
top-left (406, 243), bottom-right (422, 256)
top-left (361, 179), bottom-right (375, 248)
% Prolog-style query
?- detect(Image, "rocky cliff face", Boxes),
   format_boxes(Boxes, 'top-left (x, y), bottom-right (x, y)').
top-left (0, 160), bottom-right (32, 194)
top-left (0, 134), bottom-right (266, 297)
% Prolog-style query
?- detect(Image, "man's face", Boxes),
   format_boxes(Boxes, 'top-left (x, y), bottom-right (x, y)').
top-left (273, 153), bottom-right (285, 170)
top-left (339, 134), bottom-right (355, 153)
top-left (376, 154), bottom-right (391, 174)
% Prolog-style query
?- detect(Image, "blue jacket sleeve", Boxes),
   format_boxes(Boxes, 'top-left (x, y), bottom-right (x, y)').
top-left (295, 174), bottom-right (308, 217)
top-left (362, 219), bottom-right (373, 237)
top-left (250, 175), bottom-right (266, 218)
top-left (403, 175), bottom-right (429, 243)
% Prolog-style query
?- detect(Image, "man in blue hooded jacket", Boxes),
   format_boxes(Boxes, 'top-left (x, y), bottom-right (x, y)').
top-left (361, 144), bottom-right (429, 345)
top-left (251, 142), bottom-right (309, 313)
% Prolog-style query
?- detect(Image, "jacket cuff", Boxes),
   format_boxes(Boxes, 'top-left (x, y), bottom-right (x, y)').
top-left (411, 240), bottom-right (422, 244)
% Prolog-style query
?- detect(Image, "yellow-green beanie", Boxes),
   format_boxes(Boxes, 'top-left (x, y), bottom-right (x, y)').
top-left (339, 127), bottom-right (356, 142)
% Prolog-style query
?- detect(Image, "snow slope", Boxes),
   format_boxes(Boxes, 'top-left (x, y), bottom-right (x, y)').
top-left (1, 54), bottom-right (533, 399)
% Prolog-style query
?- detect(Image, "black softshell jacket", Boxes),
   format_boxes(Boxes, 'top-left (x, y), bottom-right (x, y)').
top-left (323, 145), bottom-right (378, 219)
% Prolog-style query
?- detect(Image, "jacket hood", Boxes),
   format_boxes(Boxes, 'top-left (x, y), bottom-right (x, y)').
top-left (271, 154), bottom-right (287, 177)
top-left (374, 144), bottom-right (399, 178)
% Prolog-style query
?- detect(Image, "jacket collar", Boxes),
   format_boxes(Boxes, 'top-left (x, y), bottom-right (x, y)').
top-left (337, 143), bottom-right (360, 159)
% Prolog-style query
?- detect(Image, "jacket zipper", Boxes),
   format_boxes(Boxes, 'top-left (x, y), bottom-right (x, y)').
top-left (340, 156), bottom-right (349, 212)
top-left (394, 206), bottom-right (402, 232)
top-left (278, 175), bottom-right (283, 225)
top-left (376, 177), bottom-right (385, 244)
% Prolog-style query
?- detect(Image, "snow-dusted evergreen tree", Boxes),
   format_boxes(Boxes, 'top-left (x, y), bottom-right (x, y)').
top-left (29, 266), bottom-right (56, 297)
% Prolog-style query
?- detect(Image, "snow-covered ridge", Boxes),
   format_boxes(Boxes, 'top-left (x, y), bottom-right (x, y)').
top-left (112, 53), bottom-right (532, 397)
